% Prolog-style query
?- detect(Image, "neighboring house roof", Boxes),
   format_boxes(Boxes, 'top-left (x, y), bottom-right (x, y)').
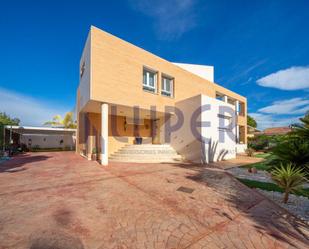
top-left (262, 127), bottom-right (292, 136)
top-left (4, 125), bottom-right (76, 135)
top-left (247, 125), bottom-right (260, 134)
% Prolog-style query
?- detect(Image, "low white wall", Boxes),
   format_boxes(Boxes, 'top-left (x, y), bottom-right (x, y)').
top-left (169, 95), bottom-right (203, 162)
top-left (236, 143), bottom-right (247, 153)
top-left (166, 94), bottom-right (237, 163)
top-left (20, 134), bottom-right (75, 149)
top-left (201, 95), bottom-right (236, 163)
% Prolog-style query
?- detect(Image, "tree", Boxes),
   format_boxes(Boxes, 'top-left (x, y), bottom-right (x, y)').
top-left (270, 138), bottom-right (309, 175)
top-left (0, 112), bottom-right (20, 126)
top-left (271, 163), bottom-right (306, 203)
top-left (0, 112), bottom-right (20, 148)
top-left (44, 112), bottom-right (76, 128)
top-left (292, 111), bottom-right (309, 139)
top-left (247, 115), bottom-right (257, 128)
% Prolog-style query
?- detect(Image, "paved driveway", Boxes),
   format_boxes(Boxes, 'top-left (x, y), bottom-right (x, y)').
top-left (0, 152), bottom-right (308, 249)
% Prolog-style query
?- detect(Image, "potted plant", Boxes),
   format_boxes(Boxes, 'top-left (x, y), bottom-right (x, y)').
top-left (91, 148), bottom-right (98, 161)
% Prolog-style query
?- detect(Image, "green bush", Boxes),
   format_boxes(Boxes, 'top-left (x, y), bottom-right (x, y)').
top-left (270, 137), bottom-right (309, 176)
top-left (248, 134), bottom-right (286, 151)
top-left (245, 148), bottom-right (255, 157)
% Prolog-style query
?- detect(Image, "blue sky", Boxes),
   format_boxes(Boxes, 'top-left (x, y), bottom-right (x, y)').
top-left (0, 0), bottom-right (308, 129)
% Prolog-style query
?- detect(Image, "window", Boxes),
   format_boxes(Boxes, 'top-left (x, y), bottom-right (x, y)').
top-left (143, 68), bottom-right (157, 93)
top-left (161, 75), bottom-right (174, 97)
top-left (239, 102), bottom-right (245, 116)
top-left (216, 94), bottom-right (224, 101)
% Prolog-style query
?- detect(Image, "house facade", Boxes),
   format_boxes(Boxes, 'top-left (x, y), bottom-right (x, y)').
top-left (76, 26), bottom-right (247, 165)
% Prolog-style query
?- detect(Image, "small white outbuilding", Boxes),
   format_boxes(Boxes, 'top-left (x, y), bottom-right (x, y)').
top-left (4, 126), bottom-right (76, 150)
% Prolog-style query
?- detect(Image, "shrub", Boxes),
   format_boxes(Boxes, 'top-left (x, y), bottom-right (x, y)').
top-left (291, 112), bottom-right (309, 139)
top-left (248, 135), bottom-right (269, 151)
top-left (270, 137), bottom-right (309, 176)
top-left (271, 163), bottom-right (307, 203)
top-left (249, 134), bottom-right (286, 151)
top-left (245, 148), bottom-right (255, 157)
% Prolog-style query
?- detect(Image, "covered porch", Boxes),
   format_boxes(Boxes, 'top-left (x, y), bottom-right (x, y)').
top-left (77, 101), bottom-right (171, 165)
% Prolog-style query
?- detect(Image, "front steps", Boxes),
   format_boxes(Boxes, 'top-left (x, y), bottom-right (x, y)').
top-left (109, 144), bottom-right (183, 163)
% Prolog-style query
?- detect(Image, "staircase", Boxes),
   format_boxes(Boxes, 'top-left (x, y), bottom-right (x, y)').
top-left (109, 144), bottom-right (183, 163)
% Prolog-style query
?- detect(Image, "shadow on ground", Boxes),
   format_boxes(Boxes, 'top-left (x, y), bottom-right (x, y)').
top-left (29, 229), bottom-right (84, 249)
top-left (171, 163), bottom-right (309, 248)
top-left (0, 153), bottom-right (50, 173)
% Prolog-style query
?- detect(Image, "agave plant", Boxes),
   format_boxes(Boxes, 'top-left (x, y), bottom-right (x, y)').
top-left (271, 163), bottom-right (307, 203)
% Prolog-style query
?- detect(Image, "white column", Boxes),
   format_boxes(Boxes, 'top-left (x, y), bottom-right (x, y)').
top-left (223, 95), bottom-right (228, 103)
top-left (101, 103), bottom-right (109, 165)
top-left (235, 100), bottom-right (240, 115)
top-left (236, 125), bottom-right (240, 144)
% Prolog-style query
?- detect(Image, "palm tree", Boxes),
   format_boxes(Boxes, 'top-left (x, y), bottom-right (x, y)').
top-left (271, 163), bottom-right (307, 203)
top-left (292, 112), bottom-right (309, 139)
top-left (271, 139), bottom-right (309, 170)
top-left (44, 112), bottom-right (76, 128)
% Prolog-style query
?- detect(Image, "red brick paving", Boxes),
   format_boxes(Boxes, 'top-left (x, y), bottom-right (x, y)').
top-left (0, 152), bottom-right (308, 249)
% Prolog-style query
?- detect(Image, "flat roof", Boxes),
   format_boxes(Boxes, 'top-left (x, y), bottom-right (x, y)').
top-left (4, 125), bottom-right (76, 135)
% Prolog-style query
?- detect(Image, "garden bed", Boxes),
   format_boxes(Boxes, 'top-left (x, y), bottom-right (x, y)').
top-left (257, 189), bottom-right (309, 224)
top-left (228, 167), bottom-right (309, 188)
top-left (237, 178), bottom-right (309, 197)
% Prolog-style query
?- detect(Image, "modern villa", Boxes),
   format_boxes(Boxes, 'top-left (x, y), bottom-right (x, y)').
top-left (76, 26), bottom-right (247, 165)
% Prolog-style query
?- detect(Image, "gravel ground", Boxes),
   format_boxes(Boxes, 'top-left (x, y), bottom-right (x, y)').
top-left (257, 189), bottom-right (309, 224)
top-left (227, 167), bottom-right (309, 188)
top-left (228, 167), bottom-right (273, 182)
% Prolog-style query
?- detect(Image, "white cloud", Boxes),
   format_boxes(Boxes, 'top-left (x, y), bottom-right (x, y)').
top-left (258, 97), bottom-right (309, 115)
top-left (251, 97), bottom-right (309, 130)
top-left (250, 112), bottom-right (302, 130)
top-left (128, 0), bottom-right (197, 40)
top-left (0, 88), bottom-right (71, 126)
top-left (257, 66), bottom-right (309, 90)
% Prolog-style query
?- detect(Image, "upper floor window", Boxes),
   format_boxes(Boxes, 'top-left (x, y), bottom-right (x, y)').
top-left (143, 68), bottom-right (157, 93)
top-left (239, 102), bottom-right (245, 116)
top-left (161, 75), bottom-right (174, 97)
top-left (216, 94), bottom-right (224, 101)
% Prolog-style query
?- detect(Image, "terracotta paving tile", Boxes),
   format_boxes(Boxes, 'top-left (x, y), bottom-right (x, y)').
top-left (0, 152), bottom-right (308, 249)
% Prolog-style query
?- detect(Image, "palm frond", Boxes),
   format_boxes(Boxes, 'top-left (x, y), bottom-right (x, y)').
top-left (271, 163), bottom-right (307, 193)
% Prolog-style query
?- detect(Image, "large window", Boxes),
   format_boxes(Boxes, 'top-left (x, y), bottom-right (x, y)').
top-left (143, 68), bottom-right (157, 93)
top-left (161, 75), bottom-right (174, 97)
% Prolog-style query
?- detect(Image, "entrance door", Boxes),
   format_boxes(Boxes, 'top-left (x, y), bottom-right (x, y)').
top-left (152, 119), bottom-right (160, 144)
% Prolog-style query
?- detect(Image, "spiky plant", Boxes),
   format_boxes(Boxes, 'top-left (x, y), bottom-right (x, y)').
top-left (271, 163), bottom-right (307, 203)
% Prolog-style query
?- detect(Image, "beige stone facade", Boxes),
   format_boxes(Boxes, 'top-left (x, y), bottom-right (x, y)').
top-left (76, 26), bottom-right (247, 164)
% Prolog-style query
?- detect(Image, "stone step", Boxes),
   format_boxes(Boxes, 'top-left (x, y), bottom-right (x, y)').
top-left (114, 150), bottom-right (178, 155)
top-left (109, 144), bottom-right (183, 163)
top-left (123, 144), bottom-right (173, 149)
top-left (110, 154), bottom-right (182, 159)
top-left (109, 157), bottom-right (183, 163)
